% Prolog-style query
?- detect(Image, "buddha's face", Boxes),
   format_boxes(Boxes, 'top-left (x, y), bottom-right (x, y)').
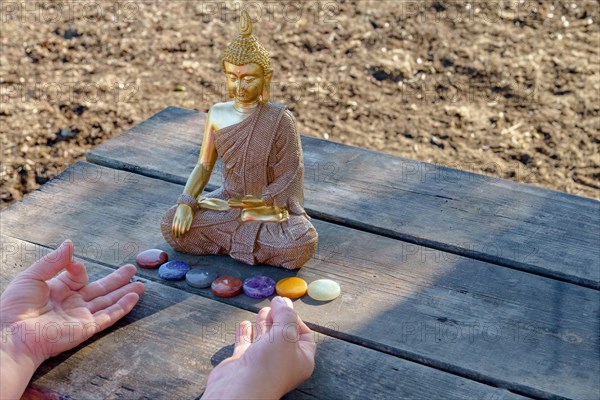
top-left (224, 61), bottom-right (271, 103)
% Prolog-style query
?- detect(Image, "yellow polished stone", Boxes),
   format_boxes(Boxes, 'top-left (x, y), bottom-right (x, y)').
top-left (275, 277), bottom-right (308, 299)
top-left (307, 279), bottom-right (341, 301)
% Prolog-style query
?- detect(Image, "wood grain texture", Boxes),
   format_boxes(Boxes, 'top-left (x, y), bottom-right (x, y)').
top-left (0, 235), bottom-right (527, 400)
top-left (1, 162), bottom-right (598, 400)
top-left (87, 106), bottom-right (600, 289)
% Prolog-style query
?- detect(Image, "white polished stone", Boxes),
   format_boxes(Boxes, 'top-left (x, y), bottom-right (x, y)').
top-left (307, 279), bottom-right (341, 301)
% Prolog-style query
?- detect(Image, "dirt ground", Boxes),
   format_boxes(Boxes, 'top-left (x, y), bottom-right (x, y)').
top-left (1, 0), bottom-right (598, 209)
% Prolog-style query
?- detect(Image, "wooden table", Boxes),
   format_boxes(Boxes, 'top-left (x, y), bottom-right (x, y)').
top-left (1, 106), bottom-right (598, 400)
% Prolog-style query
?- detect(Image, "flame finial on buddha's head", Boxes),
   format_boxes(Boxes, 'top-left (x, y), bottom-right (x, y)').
top-left (222, 11), bottom-right (271, 75)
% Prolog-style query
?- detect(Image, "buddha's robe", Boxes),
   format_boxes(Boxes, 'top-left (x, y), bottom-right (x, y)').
top-left (160, 102), bottom-right (318, 269)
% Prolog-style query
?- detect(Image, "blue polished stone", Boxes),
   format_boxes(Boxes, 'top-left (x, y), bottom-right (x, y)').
top-left (243, 275), bottom-right (276, 299)
top-left (158, 260), bottom-right (190, 281)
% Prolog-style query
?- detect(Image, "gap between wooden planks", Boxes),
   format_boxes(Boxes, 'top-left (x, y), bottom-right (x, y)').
top-left (0, 162), bottom-right (598, 399)
top-left (87, 106), bottom-right (600, 289)
top-left (0, 235), bottom-right (529, 400)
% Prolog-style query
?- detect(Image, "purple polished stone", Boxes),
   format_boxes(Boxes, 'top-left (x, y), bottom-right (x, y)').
top-left (243, 276), bottom-right (276, 299)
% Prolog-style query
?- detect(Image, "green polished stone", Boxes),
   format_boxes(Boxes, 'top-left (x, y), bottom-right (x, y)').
top-left (307, 279), bottom-right (341, 301)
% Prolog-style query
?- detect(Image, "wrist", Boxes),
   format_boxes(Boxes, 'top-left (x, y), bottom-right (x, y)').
top-left (177, 194), bottom-right (198, 211)
top-left (203, 369), bottom-right (283, 400)
top-left (2, 322), bottom-right (44, 368)
top-left (1, 325), bottom-right (39, 399)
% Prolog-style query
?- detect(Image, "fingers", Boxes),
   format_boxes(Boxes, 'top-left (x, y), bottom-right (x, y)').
top-left (255, 306), bottom-right (272, 341)
top-left (79, 264), bottom-right (138, 302)
top-left (172, 215), bottom-right (180, 238)
top-left (173, 208), bottom-right (183, 238)
top-left (56, 259), bottom-right (89, 291)
top-left (172, 217), bottom-right (190, 238)
top-left (87, 281), bottom-right (145, 314)
top-left (25, 239), bottom-right (74, 281)
top-left (84, 264), bottom-right (144, 336)
top-left (185, 215), bottom-right (193, 233)
top-left (172, 206), bottom-right (193, 238)
top-left (232, 320), bottom-right (253, 358)
top-left (92, 292), bottom-right (140, 332)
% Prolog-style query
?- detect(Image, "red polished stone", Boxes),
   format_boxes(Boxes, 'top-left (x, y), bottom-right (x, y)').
top-left (211, 276), bottom-right (243, 298)
top-left (135, 249), bottom-right (168, 269)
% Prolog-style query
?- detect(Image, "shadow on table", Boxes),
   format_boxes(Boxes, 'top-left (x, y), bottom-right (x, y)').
top-left (304, 171), bottom-right (600, 400)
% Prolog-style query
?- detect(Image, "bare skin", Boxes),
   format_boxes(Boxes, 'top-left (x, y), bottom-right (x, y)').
top-left (171, 61), bottom-right (273, 238)
top-left (202, 297), bottom-right (316, 399)
top-left (0, 241), bottom-right (315, 399)
top-left (0, 240), bottom-right (145, 399)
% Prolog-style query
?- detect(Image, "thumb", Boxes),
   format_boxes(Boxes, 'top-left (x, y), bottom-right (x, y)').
top-left (25, 239), bottom-right (74, 281)
top-left (271, 296), bottom-right (300, 341)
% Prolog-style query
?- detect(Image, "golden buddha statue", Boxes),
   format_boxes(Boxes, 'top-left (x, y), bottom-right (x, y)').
top-left (160, 11), bottom-right (318, 269)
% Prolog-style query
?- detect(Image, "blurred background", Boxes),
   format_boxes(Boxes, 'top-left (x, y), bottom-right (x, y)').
top-left (1, 0), bottom-right (598, 209)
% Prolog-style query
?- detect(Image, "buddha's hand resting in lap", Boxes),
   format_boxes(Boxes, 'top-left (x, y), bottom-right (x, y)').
top-left (241, 206), bottom-right (289, 222)
top-left (228, 195), bottom-right (267, 209)
top-left (173, 203), bottom-right (194, 238)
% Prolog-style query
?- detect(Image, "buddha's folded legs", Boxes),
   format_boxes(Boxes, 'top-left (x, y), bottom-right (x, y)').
top-left (160, 205), bottom-right (240, 256)
top-left (161, 206), bottom-right (317, 269)
top-left (252, 215), bottom-right (318, 269)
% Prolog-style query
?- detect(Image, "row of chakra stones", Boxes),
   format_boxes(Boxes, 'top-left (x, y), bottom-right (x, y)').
top-left (136, 249), bottom-right (340, 301)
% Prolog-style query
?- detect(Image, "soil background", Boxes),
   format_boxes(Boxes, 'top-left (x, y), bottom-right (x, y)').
top-left (1, 0), bottom-right (599, 209)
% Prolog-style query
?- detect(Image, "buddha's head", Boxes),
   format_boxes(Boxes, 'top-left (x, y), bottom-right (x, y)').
top-left (222, 11), bottom-right (272, 104)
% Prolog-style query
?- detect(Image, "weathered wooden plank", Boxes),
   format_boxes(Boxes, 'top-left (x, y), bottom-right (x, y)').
top-left (87, 106), bottom-right (600, 289)
top-left (0, 235), bottom-right (527, 400)
top-left (1, 162), bottom-right (598, 400)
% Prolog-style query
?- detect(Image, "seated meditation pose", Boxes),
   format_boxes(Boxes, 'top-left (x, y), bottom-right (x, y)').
top-left (161, 11), bottom-right (318, 269)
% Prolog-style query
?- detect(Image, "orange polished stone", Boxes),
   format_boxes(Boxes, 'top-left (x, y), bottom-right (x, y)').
top-left (275, 277), bottom-right (308, 299)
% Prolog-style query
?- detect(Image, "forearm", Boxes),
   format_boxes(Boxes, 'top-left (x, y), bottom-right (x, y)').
top-left (0, 336), bottom-right (38, 400)
top-left (183, 163), bottom-right (214, 199)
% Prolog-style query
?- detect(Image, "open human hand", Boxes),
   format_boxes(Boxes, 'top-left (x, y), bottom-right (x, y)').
top-left (0, 239), bottom-right (145, 368)
top-left (173, 203), bottom-right (194, 238)
top-left (203, 296), bottom-right (316, 399)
